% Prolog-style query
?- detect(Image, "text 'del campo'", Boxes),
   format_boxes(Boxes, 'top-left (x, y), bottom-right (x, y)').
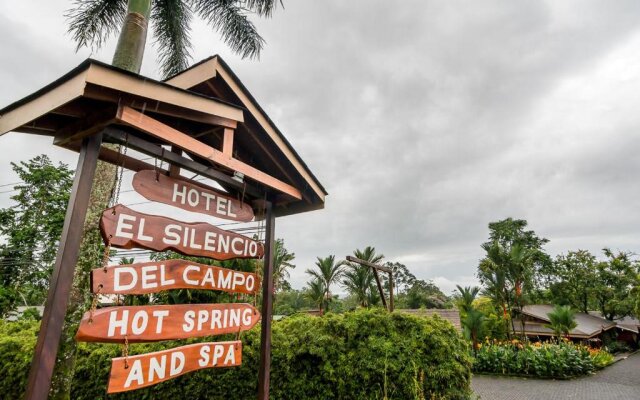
top-left (107, 341), bottom-right (242, 393)
top-left (76, 303), bottom-right (260, 343)
top-left (92, 259), bottom-right (261, 295)
top-left (100, 204), bottom-right (264, 260)
top-left (132, 170), bottom-right (254, 222)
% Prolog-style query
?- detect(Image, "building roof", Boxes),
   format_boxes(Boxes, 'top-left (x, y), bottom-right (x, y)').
top-left (0, 57), bottom-right (326, 217)
top-left (517, 305), bottom-right (617, 339)
top-left (398, 309), bottom-right (462, 332)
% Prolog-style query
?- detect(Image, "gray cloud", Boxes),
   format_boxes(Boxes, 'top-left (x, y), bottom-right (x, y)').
top-left (1, 0), bottom-right (640, 294)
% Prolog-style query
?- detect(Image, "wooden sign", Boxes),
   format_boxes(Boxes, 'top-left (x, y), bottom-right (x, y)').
top-left (92, 259), bottom-right (261, 295)
top-left (100, 204), bottom-right (264, 260)
top-left (107, 341), bottom-right (241, 393)
top-left (76, 303), bottom-right (260, 343)
top-left (132, 170), bottom-right (254, 222)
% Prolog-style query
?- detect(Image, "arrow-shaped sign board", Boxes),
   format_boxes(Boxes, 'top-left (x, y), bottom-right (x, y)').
top-left (107, 341), bottom-right (242, 393)
top-left (76, 304), bottom-right (260, 343)
top-left (92, 259), bottom-right (261, 295)
top-left (132, 170), bottom-right (254, 222)
top-left (100, 204), bottom-right (264, 260)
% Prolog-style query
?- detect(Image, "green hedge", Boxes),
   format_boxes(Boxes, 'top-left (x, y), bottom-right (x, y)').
top-left (0, 309), bottom-right (472, 400)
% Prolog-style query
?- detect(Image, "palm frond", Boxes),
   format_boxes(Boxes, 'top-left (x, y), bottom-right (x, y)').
top-left (66, 0), bottom-right (127, 51)
top-left (242, 0), bottom-right (282, 17)
top-left (193, 0), bottom-right (265, 59)
top-left (152, 0), bottom-right (193, 77)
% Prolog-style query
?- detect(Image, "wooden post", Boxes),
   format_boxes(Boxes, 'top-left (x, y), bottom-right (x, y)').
top-left (257, 200), bottom-right (275, 400)
top-left (388, 272), bottom-right (394, 312)
top-left (372, 268), bottom-right (388, 310)
top-left (24, 133), bottom-right (103, 400)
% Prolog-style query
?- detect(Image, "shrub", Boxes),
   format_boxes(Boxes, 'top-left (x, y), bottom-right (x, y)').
top-left (0, 309), bottom-right (473, 400)
top-left (473, 339), bottom-right (613, 378)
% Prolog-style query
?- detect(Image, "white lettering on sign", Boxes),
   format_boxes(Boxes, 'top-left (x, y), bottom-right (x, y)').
top-left (124, 351), bottom-right (185, 389)
top-left (172, 183), bottom-right (237, 218)
top-left (104, 307), bottom-right (255, 338)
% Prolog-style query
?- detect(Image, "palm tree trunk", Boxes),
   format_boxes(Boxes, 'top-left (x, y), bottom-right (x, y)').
top-left (112, 0), bottom-right (152, 73)
top-left (49, 2), bottom-right (151, 398)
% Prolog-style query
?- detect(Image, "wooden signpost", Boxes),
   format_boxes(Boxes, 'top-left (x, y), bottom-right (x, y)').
top-left (132, 170), bottom-right (255, 222)
top-left (100, 204), bottom-right (264, 260)
top-left (6, 58), bottom-right (326, 400)
top-left (107, 341), bottom-right (242, 393)
top-left (92, 259), bottom-right (261, 295)
top-left (76, 303), bottom-right (260, 342)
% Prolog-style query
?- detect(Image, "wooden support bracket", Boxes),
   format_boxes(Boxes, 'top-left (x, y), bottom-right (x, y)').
top-left (115, 106), bottom-right (302, 200)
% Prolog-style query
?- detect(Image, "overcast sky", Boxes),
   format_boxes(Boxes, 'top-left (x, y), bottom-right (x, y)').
top-left (1, 1), bottom-right (640, 294)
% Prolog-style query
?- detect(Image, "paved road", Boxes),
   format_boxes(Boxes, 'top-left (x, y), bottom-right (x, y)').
top-left (472, 353), bottom-right (640, 400)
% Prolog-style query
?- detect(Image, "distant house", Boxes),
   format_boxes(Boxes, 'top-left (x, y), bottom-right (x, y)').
top-left (513, 304), bottom-right (638, 346)
top-left (398, 309), bottom-right (462, 332)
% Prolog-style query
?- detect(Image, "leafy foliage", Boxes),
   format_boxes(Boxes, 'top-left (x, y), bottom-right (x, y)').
top-left (545, 305), bottom-right (577, 339)
top-left (0, 156), bottom-right (73, 315)
top-left (305, 255), bottom-right (344, 312)
top-left (67, 0), bottom-right (283, 77)
top-left (0, 310), bottom-right (473, 399)
top-left (474, 339), bottom-right (612, 378)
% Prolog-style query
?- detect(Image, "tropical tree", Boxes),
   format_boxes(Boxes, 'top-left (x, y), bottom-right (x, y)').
top-left (593, 249), bottom-right (639, 320)
top-left (272, 238), bottom-right (295, 293)
top-left (546, 250), bottom-right (598, 313)
top-left (68, 0), bottom-right (282, 77)
top-left (464, 309), bottom-right (485, 353)
top-left (382, 261), bottom-right (416, 296)
top-left (342, 247), bottom-right (384, 307)
top-left (304, 278), bottom-right (326, 312)
top-left (478, 218), bottom-right (550, 338)
top-left (545, 305), bottom-right (577, 340)
top-left (404, 279), bottom-right (448, 309)
top-left (456, 285), bottom-right (480, 314)
top-left (0, 156), bottom-right (73, 315)
top-left (305, 255), bottom-right (345, 312)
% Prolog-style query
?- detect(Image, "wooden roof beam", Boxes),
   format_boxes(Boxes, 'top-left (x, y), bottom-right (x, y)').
top-left (115, 106), bottom-right (302, 200)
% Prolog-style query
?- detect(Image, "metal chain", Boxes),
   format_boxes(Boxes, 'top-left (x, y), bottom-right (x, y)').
top-left (88, 284), bottom-right (103, 324)
top-left (110, 134), bottom-right (128, 208)
top-left (122, 335), bottom-right (130, 369)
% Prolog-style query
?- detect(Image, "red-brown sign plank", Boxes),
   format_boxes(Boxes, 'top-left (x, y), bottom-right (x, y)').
top-left (92, 259), bottom-right (261, 295)
top-left (100, 204), bottom-right (264, 260)
top-left (108, 341), bottom-right (242, 393)
top-left (132, 170), bottom-right (254, 222)
top-left (75, 304), bottom-right (260, 343)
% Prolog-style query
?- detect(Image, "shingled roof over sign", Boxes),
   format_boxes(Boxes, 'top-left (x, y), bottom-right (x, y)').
top-left (0, 57), bottom-right (326, 217)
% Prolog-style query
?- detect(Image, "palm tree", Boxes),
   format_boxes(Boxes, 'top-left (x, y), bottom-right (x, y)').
top-left (456, 285), bottom-right (480, 314)
top-left (272, 239), bottom-right (295, 293)
top-left (545, 305), bottom-right (577, 340)
top-left (68, 0), bottom-right (282, 77)
top-left (305, 255), bottom-right (345, 312)
top-left (305, 278), bottom-right (326, 312)
top-left (464, 309), bottom-right (485, 354)
top-left (342, 247), bottom-right (384, 307)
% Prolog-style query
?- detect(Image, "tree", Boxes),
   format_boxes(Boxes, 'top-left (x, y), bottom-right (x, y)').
top-left (305, 255), bottom-right (345, 312)
top-left (593, 249), bottom-right (639, 320)
top-left (382, 262), bottom-right (416, 296)
top-left (477, 218), bottom-right (550, 337)
top-left (68, 0), bottom-right (282, 77)
top-left (272, 239), bottom-right (295, 293)
top-left (456, 285), bottom-right (480, 314)
top-left (404, 279), bottom-right (448, 309)
top-left (342, 247), bottom-right (384, 307)
top-left (304, 278), bottom-right (326, 312)
top-left (546, 250), bottom-right (598, 313)
top-left (545, 305), bottom-right (577, 340)
top-left (463, 309), bottom-right (485, 353)
top-left (0, 156), bottom-right (73, 315)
